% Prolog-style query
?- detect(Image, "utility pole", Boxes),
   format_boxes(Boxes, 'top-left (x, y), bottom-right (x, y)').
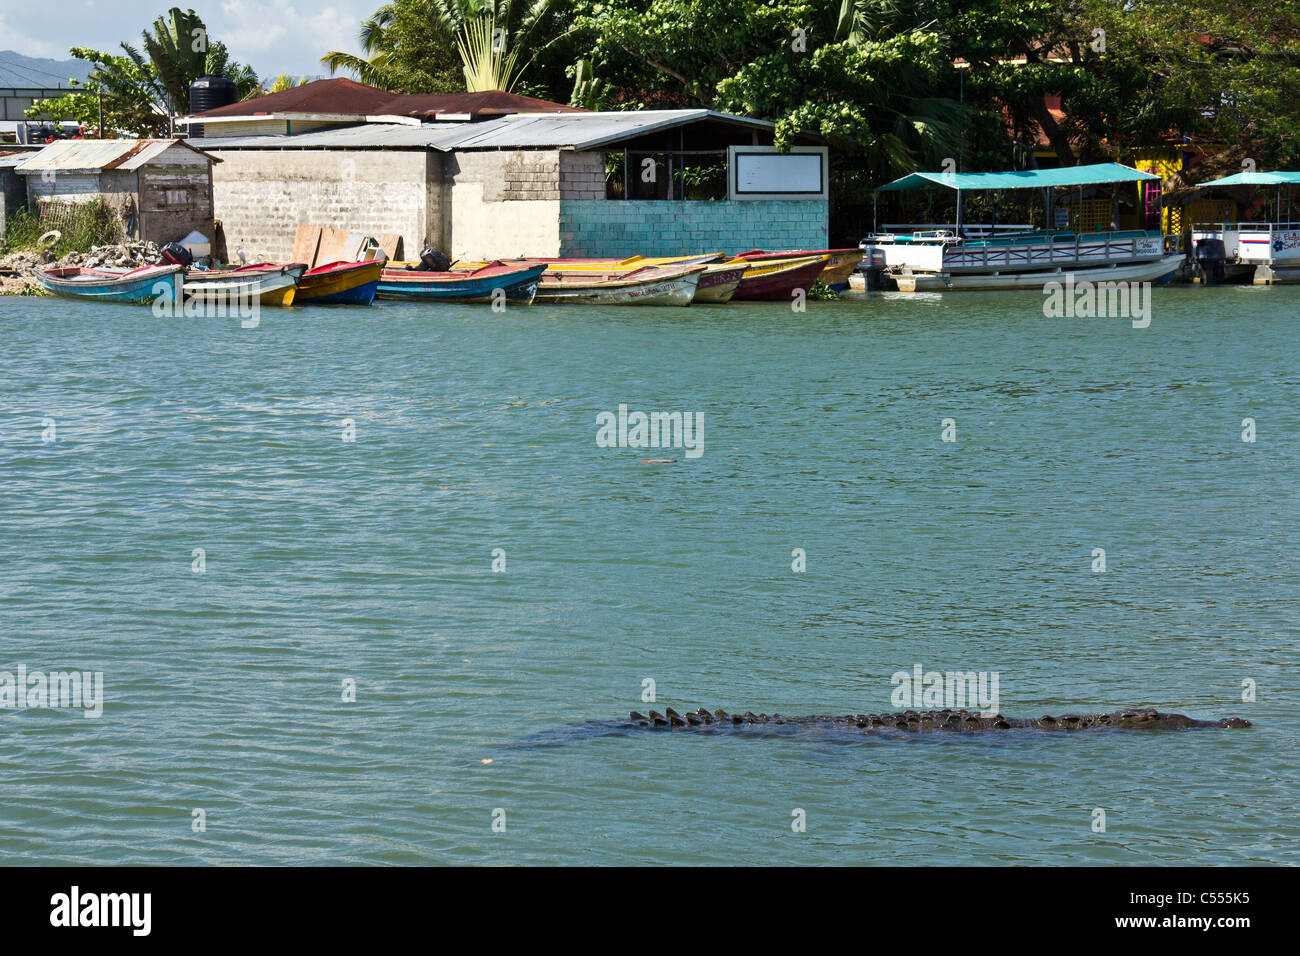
top-left (98, 90), bottom-right (104, 138)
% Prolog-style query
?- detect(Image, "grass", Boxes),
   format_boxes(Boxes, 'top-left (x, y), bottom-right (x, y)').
top-left (1, 198), bottom-right (123, 260)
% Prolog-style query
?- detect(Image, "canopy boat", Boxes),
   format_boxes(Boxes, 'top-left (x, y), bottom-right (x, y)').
top-left (296, 259), bottom-right (384, 305)
top-left (1188, 170), bottom-right (1300, 284)
top-left (533, 263), bottom-right (707, 306)
top-left (862, 163), bottom-right (1183, 292)
top-left (185, 262), bottom-right (306, 307)
top-left (376, 262), bottom-right (546, 303)
top-left (731, 255), bottom-right (829, 300)
top-left (735, 249), bottom-right (865, 290)
top-left (33, 263), bottom-right (184, 304)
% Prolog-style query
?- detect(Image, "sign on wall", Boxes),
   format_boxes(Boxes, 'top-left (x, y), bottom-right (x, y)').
top-left (728, 146), bottom-right (828, 201)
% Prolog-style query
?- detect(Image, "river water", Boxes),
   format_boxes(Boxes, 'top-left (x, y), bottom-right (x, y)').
top-left (1, 286), bottom-right (1296, 865)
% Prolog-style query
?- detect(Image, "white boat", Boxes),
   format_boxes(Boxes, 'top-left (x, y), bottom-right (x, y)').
top-left (533, 264), bottom-right (706, 306)
top-left (1188, 168), bottom-right (1300, 284)
top-left (865, 163), bottom-right (1179, 292)
top-left (893, 253), bottom-right (1185, 292)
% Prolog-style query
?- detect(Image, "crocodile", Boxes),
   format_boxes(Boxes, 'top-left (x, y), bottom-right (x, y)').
top-left (618, 706), bottom-right (1251, 732)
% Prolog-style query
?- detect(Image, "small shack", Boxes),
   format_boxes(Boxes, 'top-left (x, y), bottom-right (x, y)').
top-left (0, 146), bottom-right (39, 235)
top-left (14, 139), bottom-right (219, 246)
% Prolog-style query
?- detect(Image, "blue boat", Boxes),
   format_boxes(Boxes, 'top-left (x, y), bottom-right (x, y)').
top-left (34, 264), bottom-right (184, 305)
top-left (376, 262), bottom-right (545, 303)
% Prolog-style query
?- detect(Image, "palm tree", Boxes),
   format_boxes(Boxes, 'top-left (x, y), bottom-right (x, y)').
top-left (130, 7), bottom-right (260, 114)
top-left (322, 0), bottom-right (574, 94)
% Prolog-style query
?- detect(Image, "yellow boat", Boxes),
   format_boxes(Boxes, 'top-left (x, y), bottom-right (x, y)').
top-left (399, 253), bottom-right (727, 271)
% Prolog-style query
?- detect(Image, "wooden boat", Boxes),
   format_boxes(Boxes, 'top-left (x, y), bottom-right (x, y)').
top-left (296, 260), bottom-right (384, 306)
top-left (411, 253), bottom-right (725, 271)
top-left (185, 262), bottom-right (306, 307)
top-left (376, 262), bottom-right (546, 303)
top-left (693, 264), bottom-right (747, 303)
top-left (534, 264), bottom-right (707, 306)
top-left (732, 255), bottom-right (829, 300)
top-left (33, 264), bottom-right (184, 304)
top-left (735, 248), bottom-right (865, 290)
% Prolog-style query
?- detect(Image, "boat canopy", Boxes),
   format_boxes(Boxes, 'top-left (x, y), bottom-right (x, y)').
top-left (877, 162), bottom-right (1159, 193)
top-left (1195, 170), bottom-right (1300, 188)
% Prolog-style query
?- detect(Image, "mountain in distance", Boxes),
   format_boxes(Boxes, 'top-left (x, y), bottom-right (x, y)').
top-left (0, 51), bottom-right (93, 88)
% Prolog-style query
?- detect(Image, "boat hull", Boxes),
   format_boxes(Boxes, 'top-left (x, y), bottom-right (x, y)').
top-left (376, 263), bottom-right (545, 303)
top-left (892, 255), bottom-right (1185, 292)
top-left (732, 257), bottom-right (828, 300)
top-left (296, 260), bottom-right (384, 305)
top-left (692, 266), bottom-right (746, 303)
top-left (736, 249), bottom-right (864, 291)
top-left (185, 269), bottom-right (300, 306)
top-left (33, 265), bottom-right (184, 305)
top-left (534, 266), bottom-right (704, 306)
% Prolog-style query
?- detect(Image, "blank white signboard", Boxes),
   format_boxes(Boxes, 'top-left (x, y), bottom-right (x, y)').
top-left (735, 153), bottom-right (823, 194)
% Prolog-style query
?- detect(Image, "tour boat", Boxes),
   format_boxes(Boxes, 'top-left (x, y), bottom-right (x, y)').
top-left (863, 163), bottom-right (1182, 292)
top-left (1189, 170), bottom-right (1300, 284)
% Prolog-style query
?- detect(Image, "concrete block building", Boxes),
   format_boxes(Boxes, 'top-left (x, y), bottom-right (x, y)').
top-left (182, 79), bottom-right (829, 262)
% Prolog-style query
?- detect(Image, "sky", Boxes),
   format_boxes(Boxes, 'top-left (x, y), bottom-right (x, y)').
top-left (0, 0), bottom-right (376, 80)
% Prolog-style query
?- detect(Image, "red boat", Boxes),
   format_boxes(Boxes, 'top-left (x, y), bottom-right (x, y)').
top-left (735, 248), bottom-right (865, 290)
top-left (731, 255), bottom-right (829, 301)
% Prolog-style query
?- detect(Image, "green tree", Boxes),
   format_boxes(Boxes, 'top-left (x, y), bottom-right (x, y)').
top-left (137, 7), bottom-right (261, 113)
top-left (27, 8), bottom-right (262, 135)
top-left (323, 0), bottom-right (577, 96)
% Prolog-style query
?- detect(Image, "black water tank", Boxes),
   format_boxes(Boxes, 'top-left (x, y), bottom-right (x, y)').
top-left (188, 75), bottom-right (237, 138)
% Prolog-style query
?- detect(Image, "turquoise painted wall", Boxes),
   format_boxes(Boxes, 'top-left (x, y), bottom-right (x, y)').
top-left (558, 199), bottom-right (829, 256)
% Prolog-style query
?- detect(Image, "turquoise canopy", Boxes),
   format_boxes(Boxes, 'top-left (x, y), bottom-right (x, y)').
top-left (876, 162), bottom-right (1160, 192)
top-left (1196, 170), bottom-right (1300, 188)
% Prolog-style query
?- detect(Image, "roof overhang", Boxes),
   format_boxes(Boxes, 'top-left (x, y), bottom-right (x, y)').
top-left (1196, 170), bottom-right (1300, 188)
top-left (878, 162), bottom-right (1159, 193)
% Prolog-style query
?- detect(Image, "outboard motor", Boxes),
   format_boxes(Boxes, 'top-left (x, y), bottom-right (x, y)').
top-left (407, 247), bottom-right (450, 272)
top-left (1194, 237), bottom-right (1226, 285)
top-left (856, 242), bottom-right (889, 291)
top-left (159, 241), bottom-right (194, 268)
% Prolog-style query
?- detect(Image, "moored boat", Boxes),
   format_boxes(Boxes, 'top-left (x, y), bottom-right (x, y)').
top-left (731, 255), bottom-right (829, 300)
top-left (296, 259), bottom-right (384, 305)
top-left (533, 264), bottom-right (706, 306)
top-left (185, 262), bottom-right (306, 307)
top-left (891, 255), bottom-right (1184, 292)
top-left (33, 264), bottom-right (184, 305)
top-left (1188, 170), bottom-right (1300, 284)
top-left (376, 261), bottom-right (546, 303)
top-left (866, 163), bottom-right (1175, 292)
top-left (735, 249), bottom-right (865, 290)
top-left (693, 264), bottom-right (747, 303)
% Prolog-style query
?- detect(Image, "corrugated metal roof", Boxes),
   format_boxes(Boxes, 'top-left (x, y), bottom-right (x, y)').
top-left (188, 123), bottom-right (468, 150)
top-left (14, 138), bottom-right (217, 173)
top-left (190, 110), bottom-right (777, 153)
top-left (181, 77), bottom-right (583, 121)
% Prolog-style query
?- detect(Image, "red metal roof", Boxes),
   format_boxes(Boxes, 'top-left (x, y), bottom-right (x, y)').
top-left (186, 78), bottom-right (585, 120)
